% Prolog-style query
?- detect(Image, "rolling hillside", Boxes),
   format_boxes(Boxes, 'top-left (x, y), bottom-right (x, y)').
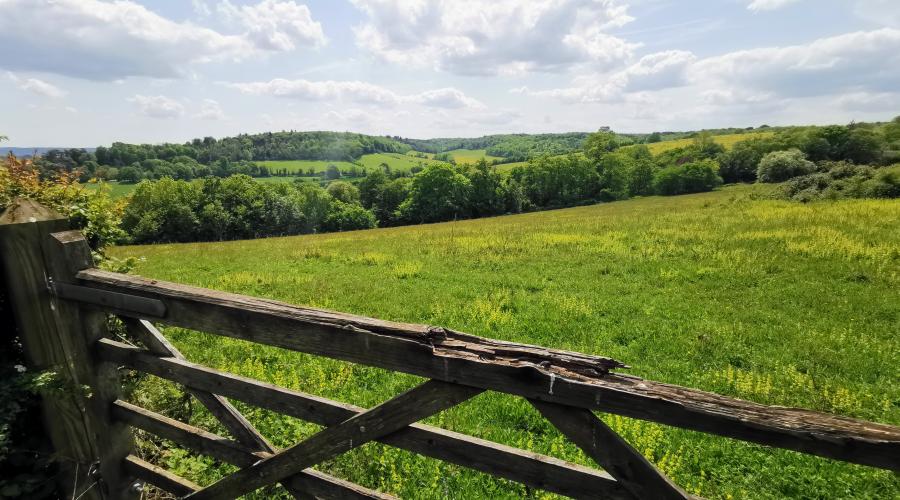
top-left (111, 185), bottom-right (900, 499)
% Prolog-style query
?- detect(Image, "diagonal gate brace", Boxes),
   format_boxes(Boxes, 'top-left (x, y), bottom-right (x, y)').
top-left (187, 379), bottom-right (483, 500)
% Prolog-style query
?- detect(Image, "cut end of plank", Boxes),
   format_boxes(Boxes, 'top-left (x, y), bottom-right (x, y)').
top-left (0, 197), bottom-right (65, 225)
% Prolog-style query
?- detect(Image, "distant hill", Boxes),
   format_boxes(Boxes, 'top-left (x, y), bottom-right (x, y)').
top-left (4, 147), bottom-right (96, 158)
top-left (398, 132), bottom-right (593, 161)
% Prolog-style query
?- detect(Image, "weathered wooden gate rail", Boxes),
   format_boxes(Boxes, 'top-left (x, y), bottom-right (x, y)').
top-left (2, 199), bottom-right (898, 500)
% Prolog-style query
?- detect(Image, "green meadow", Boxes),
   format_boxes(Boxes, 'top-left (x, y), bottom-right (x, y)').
top-left (445, 148), bottom-right (505, 164)
top-left (640, 132), bottom-right (776, 155)
top-left (259, 152), bottom-right (445, 174)
top-left (112, 185), bottom-right (900, 499)
top-left (84, 181), bottom-right (139, 198)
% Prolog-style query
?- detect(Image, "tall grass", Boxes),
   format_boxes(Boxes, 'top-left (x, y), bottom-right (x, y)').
top-left (113, 184), bottom-right (900, 499)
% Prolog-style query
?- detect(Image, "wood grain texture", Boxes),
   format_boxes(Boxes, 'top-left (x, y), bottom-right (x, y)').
top-left (121, 319), bottom-right (271, 451)
top-left (0, 200), bottom-right (135, 499)
top-left (122, 319), bottom-right (389, 500)
top-left (44, 230), bottom-right (138, 499)
top-left (124, 455), bottom-right (199, 496)
top-left (99, 339), bottom-right (629, 499)
top-left (532, 400), bottom-right (689, 500)
top-left (80, 269), bottom-right (900, 471)
top-left (112, 401), bottom-right (392, 500)
top-left (187, 380), bottom-right (483, 500)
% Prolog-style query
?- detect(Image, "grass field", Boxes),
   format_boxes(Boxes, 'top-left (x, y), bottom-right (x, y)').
top-left (111, 185), bottom-right (899, 499)
top-left (259, 152), bottom-right (445, 175)
top-left (256, 159), bottom-right (359, 174)
top-left (84, 181), bottom-right (138, 198)
top-left (640, 132), bottom-right (776, 155)
top-left (445, 148), bottom-right (505, 164)
top-left (355, 152), bottom-right (444, 170)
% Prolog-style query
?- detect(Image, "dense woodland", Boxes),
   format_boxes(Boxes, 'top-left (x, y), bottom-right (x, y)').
top-left (4, 118), bottom-right (899, 245)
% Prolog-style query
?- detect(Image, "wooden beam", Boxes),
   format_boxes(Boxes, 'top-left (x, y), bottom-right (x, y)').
top-left (0, 200), bottom-right (135, 499)
top-left (124, 455), bottom-right (199, 497)
top-left (112, 401), bottom-right (392, 500)
top-left (80, 270), bottom-right (900, 471)
top-left (532, 400), bottom-right (689, 500)
top-left (122, 318), bottom-right (336, 499)
top-left (121, 319), bottom-right (271, 451)
top-left (99, 339), bottom-right (628, 499)
top-left (188, 380), bottom-right (483, 500)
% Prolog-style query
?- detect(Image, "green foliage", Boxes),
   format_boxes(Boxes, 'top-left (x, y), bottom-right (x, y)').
top-left (399, 164), bottom-right (471, 223)
top-left (511, 154), bottom-right (599, 207)
top-left (121, 175), bottom-right (375, 243)
top-left (463, 161), bottom-right (507, 217)
top-left (782, 164), bottom-right (900, 202)
top-left (403, 133), bottom-right (591, 161)
top-left (323, 200), bottom-right (377, 232)
top-left (596, 152), bottom-right (633, 201)
top-left (1, 153), bottom-right (125, 499)
top-left (757, 149), bottom-right (815, 183)
top-left (654, 160), bottom-right (723, 195)
top-left (114, 186), bottom-right (900, 499)
top-left (717, 138), bottom-right (780, 183)
top-left (584, 130), bottom-right (622, 164)
top-left (326, 181), bottom-right (360, 204)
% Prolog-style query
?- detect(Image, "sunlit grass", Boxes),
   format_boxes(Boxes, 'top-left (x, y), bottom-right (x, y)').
top-left (113, 184), bottom-right (900, 499)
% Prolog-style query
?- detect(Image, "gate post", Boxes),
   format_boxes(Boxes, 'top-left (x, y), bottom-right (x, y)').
top-left (0, 198), bottom-right (135, 499)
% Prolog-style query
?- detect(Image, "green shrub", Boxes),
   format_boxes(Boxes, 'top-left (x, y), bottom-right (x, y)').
top-left (326, 181), bottom-right (361, 204)
top-left (323, 200), bottom-right (377, 231)
top-left (757, 149), bottom-right (815, 183)
top-left (653, 159), bottom-right (723, 195)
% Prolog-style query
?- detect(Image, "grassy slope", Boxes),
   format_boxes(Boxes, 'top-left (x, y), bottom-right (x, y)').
top-left (445, 148), bottom-right (505, 164)
top-left (643, 131), bottom-right (776, 155)
top-left (112, 185), bottom-right (899, 499)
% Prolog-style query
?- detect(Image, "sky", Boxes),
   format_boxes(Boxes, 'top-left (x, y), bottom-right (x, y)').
top-left (1, 0), bottom-right (899, 147)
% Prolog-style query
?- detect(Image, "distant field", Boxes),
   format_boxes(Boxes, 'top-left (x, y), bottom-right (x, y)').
top-left (83, 181), bottom-right (137, 198)
top-left (641, 131), bottom-right (776, 155)
top-left (259, 152), bottom-right (445, 174)
top-left (355, 152), bottom-right (444, 171)
top-left (257, 159), bottom-right (358, 174)
top-left (445, 149), bottom-right (504, 164)
top-left (112, 185), bottom-right (899, 499)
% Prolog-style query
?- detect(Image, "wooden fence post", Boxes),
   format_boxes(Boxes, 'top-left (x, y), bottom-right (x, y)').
top-left (0, 198), bottom-right (136, 499)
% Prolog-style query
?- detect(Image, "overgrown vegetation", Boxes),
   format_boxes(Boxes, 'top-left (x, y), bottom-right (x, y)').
top-left (0, 151), bottom-right (127, 499)
top-left (112, 185), bottom-right (900, 499)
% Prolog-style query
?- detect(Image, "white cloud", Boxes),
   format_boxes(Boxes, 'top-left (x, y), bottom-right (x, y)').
top-left (853, 0), bottom-right (900, 28)
top-left (515, 49), bottom-right (695, 103)
top-left (691, 28), bottom-right (900, 97)
top-left (747, 0), bottom-right (802, 11)
top-left (406, 88), bottom-right (485, 109)
top-left (230, 78), bottom-right (400, 105)
top-left (349, 0), bottom-right (637, 76)
top-left (195, 99), bottom-right (227, 120)
top-left (0, 0), bottom-right (324, 80)
top-left (524, 28), bottom-right (900, 112)
top-left (192, 0), bottom-right (212, 17)
top-left (217, 0), bottom-right (326, 51)
top-left (128, 94), bottom-right (185, 118)
top-left (228, 78), bottom-right (484, 109)
top-left (7, 73), bottom-right (67, 98)
top-left (837, 91), bottom-right (900, 112)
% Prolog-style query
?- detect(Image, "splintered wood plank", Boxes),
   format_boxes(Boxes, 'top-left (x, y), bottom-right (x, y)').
top-left (124, 455), bottom-right (200, 497)
top-left (532, 400), bottom-right (689, 500)
top-left (113, 401), bottom-right (393, 500)
top-left (187, 380), bottom-right (483, 500)
top-left (100, 340), bottom-right (628, 498)
top-left (79, 269), bottom-right (900, 471)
